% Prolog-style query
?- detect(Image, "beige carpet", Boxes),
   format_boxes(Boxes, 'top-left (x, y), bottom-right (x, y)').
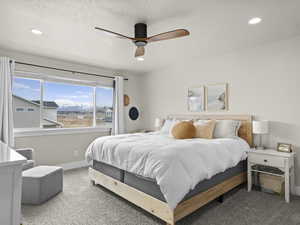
top-left (22, 168), bottom-right (300, 225)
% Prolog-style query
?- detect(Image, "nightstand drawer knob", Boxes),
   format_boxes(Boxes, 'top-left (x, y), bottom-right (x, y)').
top-left (264, 159), bottom-right (268, 162)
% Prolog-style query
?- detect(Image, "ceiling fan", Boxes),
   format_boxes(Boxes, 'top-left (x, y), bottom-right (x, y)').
top-left (95, 23), bottom-right (190, 60)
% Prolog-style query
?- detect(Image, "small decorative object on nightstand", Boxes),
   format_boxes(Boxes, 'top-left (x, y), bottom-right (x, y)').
top-left (154, 118), bottom-right (164, 131)
top-left (252, 120), bottom-right (269, 149)
top-left (277, 143), bottom-right (292, 153)
top-left (247, 149), bottom-right (295, 203)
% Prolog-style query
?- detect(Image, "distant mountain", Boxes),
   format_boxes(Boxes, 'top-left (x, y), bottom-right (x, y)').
top-left (58, 105), bottom-right (112, 113)
top-left (58, 105), bottom-right (91, 112)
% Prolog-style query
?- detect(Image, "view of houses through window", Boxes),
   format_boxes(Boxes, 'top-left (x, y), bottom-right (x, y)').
top-left (12, 76), bottom-right (113, 129)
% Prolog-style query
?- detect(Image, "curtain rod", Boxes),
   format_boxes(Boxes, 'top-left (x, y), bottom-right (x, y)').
top-left (9, 60), bottom-right (128, 81)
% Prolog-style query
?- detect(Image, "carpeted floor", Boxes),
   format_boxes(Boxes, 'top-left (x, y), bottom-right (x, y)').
top-left (22, 168), bottom-right (300, 225)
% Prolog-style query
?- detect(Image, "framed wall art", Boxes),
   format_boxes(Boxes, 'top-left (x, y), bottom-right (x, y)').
top-left (206, 83), bottom-right (228, 111)
top-left (188, 86), bottom-right (205, 112)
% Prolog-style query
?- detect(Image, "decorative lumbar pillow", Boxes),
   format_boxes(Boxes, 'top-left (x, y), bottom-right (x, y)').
top-left (213, 120), bottom-right (241, 138)
top-left (171, 121), bottom-right (196, 139)
top-left (194, 120), bottom-right (216, 139)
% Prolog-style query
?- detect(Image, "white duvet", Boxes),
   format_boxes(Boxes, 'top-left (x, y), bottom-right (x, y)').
top-left (85, 132), bottom-right (250, 209)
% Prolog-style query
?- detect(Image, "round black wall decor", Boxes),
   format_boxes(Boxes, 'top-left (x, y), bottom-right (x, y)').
top-left (129, 107), bottom-right (139, 120)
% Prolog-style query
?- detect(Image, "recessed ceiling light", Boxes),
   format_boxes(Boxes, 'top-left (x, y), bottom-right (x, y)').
top-left (248, 17), bottom-right (262, 25)
top-left (136, 56), bottom-right (144, 61)
top-left (31, 29), bottom-right (43, 35)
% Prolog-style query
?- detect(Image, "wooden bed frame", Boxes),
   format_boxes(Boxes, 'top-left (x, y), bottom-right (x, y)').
top-left (89, 114), bottom-right (253, 225)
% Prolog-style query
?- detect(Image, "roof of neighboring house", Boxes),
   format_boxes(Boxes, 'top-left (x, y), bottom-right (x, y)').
top-left (32, 100), bottom-right (59, 108)
top-left (13, 95), bottom-right (40, 107)
top-left (13, 95), bottom-right (58, 109)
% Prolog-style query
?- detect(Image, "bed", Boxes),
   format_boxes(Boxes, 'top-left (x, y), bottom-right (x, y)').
top-left (86, 114), bottom-right (253, 225)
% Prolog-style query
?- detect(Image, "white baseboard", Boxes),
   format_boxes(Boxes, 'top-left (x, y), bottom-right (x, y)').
top-left (295, 186), bottom-right (300, 196)
top-left (58, 160), bottom-right (89, 171)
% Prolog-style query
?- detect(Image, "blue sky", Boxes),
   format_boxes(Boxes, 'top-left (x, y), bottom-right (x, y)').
top-left (13, 77), bottom-right (113, 108)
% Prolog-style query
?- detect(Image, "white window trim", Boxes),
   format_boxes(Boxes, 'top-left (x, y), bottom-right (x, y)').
top-left (15, 70), bottom-right (114, 88)
top-left (13, 73), bottom-right (114, 135)
top-left (40, 79), bottom-right (44, 128)
top-left (93, 87), bottom-right (96, 127)
top-left (14, 127), bottom-right (111, 137)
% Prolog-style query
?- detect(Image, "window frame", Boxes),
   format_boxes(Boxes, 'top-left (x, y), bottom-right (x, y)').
top-left (13, 74), bottom-right (114, 136)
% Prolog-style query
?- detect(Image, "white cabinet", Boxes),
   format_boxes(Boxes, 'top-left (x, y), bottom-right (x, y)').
top-left (0, 142), bottom-right (26, 225)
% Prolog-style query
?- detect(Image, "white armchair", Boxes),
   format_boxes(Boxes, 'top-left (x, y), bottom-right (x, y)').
top-left (16, 148), bottom-right (35, 170)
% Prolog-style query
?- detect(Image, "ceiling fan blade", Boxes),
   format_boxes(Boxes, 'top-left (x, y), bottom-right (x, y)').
top-left (147, 29), bottom-right (190, 42)
top-left (135, 46), bottom-right (145, 57)
top-left (95, 27), bottom-right (134, 40)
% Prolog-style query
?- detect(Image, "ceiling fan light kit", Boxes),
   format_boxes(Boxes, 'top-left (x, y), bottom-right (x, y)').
top-left (95, 23), bottom-right (190, 59)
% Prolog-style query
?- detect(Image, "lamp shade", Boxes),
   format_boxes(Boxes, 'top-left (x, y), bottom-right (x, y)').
top-left (154, 118), bottom-right (164, 128)
top-left (252, 120), bottom-right (269, 134)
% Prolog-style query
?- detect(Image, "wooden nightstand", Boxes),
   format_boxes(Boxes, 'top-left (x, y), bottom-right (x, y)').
top-left (247, 149), bottom-right (295, 203)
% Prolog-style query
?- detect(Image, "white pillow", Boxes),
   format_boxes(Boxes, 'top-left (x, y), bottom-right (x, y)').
top-left (160, 119), bottom-right (180, 135)
top-left (213, 120), bottom-right (241, 138)
top-left (160, 119), bottom-right (173, 134)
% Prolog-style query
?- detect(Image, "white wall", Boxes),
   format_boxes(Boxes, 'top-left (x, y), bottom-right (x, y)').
top-left (141, 36), bottom-right (300, 186)
top-left (15, 131), bottom-right (110, 166)
top-left (124, 76), bottom-right (144, 132)
top-left (1, 48), bottom-right (144, 165)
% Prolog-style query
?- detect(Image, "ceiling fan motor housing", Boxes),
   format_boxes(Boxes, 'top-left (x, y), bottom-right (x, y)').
top-left (134, 23), bottom-right (147, 46)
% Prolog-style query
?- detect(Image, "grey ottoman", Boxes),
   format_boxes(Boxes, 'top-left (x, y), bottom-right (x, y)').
top-left (22, 166), bottom-right (63, 205)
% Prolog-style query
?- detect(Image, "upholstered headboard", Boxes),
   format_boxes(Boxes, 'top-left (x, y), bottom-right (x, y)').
top-left (166, 114), bottom-right (253, 147)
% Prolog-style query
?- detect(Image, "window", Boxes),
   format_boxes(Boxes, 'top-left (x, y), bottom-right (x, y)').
top-left (16, 108), bottom-right (25, 112)
top-left (44, 81), bottom-right (93, 128)
top-left (12, 77), bottom-right (41, 128)
top-left (12, 75), bottom-right (114, 130)
top-left (96, 87), bottom-right (114, 128)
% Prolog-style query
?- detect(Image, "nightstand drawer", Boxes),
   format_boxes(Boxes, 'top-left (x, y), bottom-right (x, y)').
top-left (248, 154), bottom-right (285, 168)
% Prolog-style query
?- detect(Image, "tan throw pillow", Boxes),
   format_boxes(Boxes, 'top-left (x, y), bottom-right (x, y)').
top-left (171, 121), bottom-right (196, 139)
top-left (194, 120), bottom-right (216, 139)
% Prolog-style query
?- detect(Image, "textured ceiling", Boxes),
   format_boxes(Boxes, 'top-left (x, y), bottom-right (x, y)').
top-left (0, 0), bottom-right (300, 74)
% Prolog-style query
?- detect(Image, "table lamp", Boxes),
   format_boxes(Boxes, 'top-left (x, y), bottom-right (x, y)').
top-left (252, 120), bottom-right (269, 150)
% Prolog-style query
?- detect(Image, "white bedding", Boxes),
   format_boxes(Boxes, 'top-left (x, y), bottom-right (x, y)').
top-left (85, 132), bottom-right (250, 209)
